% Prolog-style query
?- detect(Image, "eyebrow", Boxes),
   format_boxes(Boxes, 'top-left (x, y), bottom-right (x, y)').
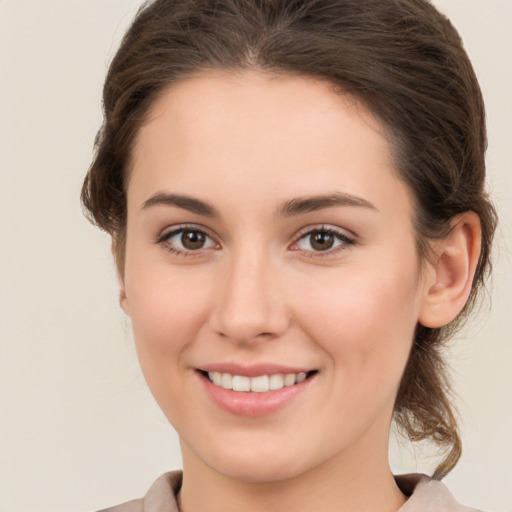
top-left (141, 191), bottom-right (377, 217)
top-left (142, 193), bottom-right (219, 217)
top-left (278, 192), bottom-right (378, 217)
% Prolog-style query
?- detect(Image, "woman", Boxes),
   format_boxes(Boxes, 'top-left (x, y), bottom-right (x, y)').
top-left (81, 0), bottom-right (497, 510)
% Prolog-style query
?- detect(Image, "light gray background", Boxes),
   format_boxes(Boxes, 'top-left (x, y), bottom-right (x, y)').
top-left (0, 1), bottom-right (511, 511)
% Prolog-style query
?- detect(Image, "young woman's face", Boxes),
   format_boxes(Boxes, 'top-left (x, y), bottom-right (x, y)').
top-left (122, 71), bottom-right (431, 482)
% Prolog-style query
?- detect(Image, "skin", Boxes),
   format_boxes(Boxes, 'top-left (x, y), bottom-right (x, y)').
top-left (119, 70), bottom-right (480, 512)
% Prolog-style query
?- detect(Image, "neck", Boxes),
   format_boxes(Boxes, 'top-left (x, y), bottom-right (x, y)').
top-left (178, 441), bottom-right (407, 512)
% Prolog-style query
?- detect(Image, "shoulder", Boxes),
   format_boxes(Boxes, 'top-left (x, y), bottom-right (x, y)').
top-left (396, 474), bottom-right (483, 512)
top-left (95, 471), bottom-right (182, 512)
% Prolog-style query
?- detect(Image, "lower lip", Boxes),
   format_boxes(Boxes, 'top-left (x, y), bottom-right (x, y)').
top-left (199, 373), bottom-right (314, 417)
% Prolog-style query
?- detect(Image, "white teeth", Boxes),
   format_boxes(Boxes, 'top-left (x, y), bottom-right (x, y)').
top-left (269, 374), bottom-right (285, 390)
top-left (220, 373), bottom-right (232, 390)
top-left (250, 375), bottom-right (269, 393)
top-left (232, 375), bottom-right (251, 392)
top-left (207, 371), bottom-right (310, 392)
top-left (211, 371), bottom-right (222, 386)
top-left (284, 373), bottom-right (296, 386)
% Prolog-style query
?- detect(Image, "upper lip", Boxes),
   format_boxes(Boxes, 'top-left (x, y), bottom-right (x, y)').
top-left (197, 362), bottom-right (314, 377)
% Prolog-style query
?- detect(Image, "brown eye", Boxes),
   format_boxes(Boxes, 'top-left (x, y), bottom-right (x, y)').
top-left (294, 227), bottom-right (354, 254)
top-left (309, 230), bottom-right (335, 251)
top-left (159, 227), bottom-right (216, 254)
top-left (181, 230), bottom-right (207, 250)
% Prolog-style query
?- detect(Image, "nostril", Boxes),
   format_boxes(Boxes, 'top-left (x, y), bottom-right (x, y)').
top-left (212, 321), bottom-right (287, 345)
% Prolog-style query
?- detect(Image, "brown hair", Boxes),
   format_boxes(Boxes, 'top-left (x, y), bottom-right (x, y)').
top-left (81, 0), bottom-right (497, 477)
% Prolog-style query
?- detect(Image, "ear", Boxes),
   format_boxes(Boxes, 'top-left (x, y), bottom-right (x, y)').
top-left (111, 238), bottom-right (130, 316)
top-left (419, 212), bottom-right (482, 328)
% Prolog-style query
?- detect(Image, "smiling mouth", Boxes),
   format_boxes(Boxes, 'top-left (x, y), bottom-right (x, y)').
top-left (200, 370), bottom-right (318, 393)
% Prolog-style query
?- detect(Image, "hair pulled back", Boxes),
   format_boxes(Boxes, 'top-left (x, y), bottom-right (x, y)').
top-left (82, 0), bottom-right (497, 478)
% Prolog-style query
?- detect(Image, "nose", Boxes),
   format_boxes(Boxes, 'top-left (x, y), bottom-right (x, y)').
top-left (208, 248), bottom-right (290, 344)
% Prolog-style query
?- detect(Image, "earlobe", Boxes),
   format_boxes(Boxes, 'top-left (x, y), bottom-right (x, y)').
top-left (111, 237), bottom-right (130, 316)
top-left (419, 212), bottom-right (481, 328)
top-left (119, 288), bottom-right (130, 315)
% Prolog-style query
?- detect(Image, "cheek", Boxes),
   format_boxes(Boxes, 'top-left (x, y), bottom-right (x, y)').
top-left (124, 265), bottom-right (214, 360)
top-left (294, 259), bottom-right (422, 382)
top-left (124, 266), bottom-right (218, 418)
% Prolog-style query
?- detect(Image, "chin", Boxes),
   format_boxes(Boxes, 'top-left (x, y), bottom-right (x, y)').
top-left (212, 456), bottom-right (306, 484)
top-left (214, 437), bottom-right (332, 484)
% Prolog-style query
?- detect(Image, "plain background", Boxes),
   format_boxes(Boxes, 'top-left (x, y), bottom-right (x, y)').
top-left (0, 1), bottom-right (511, 511)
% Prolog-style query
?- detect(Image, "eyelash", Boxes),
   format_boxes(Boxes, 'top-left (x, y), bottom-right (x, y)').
top-left (155, 224), bottom-right (356, 257)
top-left (291, 225), bottom-right (356, 257)
top-left (156, 224), bottom-right (217, 256)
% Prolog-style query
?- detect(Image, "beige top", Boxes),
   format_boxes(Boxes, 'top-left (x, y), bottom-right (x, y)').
top-left (97, 471), bottom-right (482, 512)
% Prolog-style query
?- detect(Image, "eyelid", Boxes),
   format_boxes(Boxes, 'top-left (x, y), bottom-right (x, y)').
top-left (289, 224), bottom-right (356, 255)
top-left (155, 223), bottom-right (220, 254)
top-left (154, 223), bottom-right (355, 257)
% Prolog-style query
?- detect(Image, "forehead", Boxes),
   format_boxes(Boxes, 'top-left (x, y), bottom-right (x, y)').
top-left (129, 70), bottom-right (410, 218)
top-left (135, 70), bottom-right (390, 155)
top-left (145, 70), bottom-right (368, 127)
